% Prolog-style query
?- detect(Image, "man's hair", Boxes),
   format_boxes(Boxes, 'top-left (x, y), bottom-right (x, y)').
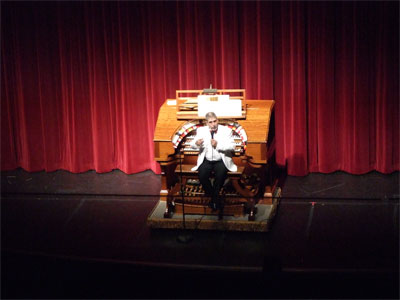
top-left (205, 112), bottom-right (217, 120)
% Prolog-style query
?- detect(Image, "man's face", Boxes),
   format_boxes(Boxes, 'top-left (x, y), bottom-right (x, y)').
top-left (207, 117), bottom-right (218, 131)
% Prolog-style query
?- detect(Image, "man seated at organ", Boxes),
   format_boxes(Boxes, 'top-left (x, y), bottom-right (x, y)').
top-left (190, 112), bottom-right (237, 211)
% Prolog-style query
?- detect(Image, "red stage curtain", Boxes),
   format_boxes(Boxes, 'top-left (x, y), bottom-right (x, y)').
top-left (1, 1), bottom-right (398, 175)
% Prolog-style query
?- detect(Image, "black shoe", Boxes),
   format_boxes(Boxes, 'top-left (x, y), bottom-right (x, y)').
top-left (208, 201), bottom-right (217, 212)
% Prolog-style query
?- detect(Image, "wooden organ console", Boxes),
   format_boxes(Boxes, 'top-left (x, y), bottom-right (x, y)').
top-left (153, 89), bottom-right (277, 221)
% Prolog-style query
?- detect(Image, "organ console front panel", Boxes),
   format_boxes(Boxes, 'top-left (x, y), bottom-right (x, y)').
top-left (153, 90), bottom-right (277, 221)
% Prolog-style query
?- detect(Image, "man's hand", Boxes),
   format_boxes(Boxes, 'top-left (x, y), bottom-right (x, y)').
top-left (195, 138), bottom-right (204, 146)
top-left (211, 139), bottom-right (217, 148)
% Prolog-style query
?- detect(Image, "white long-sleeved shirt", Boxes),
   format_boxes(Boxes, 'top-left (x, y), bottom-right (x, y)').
top-left (190, 124), bottom-right (237, 171)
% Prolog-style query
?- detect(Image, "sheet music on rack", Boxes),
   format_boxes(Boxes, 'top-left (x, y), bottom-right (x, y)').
top-left (197, 94), bottom-right (242, 117)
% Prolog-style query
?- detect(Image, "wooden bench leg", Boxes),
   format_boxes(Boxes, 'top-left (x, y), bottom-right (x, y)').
top-left (248, 198), bottom-right (257, 221)
top-left (163, 203), bottom-right (174, 218)
top-left (230, 177), bottom-right (259, 221)
top-left (164, 190), bottom-right (176, 218)
top-left (164, 182), bottom-right (180, 218)
top-left (164, 177), bottom-right (188, 218)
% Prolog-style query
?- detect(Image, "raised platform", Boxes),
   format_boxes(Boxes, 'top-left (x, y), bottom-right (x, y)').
top-left (147, 188), bottom-right (281, 232)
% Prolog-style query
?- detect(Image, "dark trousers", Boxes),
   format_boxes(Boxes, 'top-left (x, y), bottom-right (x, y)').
top-left (198, 159), bottom-right (228, 205)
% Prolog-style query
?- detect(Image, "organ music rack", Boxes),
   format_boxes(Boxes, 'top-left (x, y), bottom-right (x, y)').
top-left (175, 89), bottom-right (246, 119)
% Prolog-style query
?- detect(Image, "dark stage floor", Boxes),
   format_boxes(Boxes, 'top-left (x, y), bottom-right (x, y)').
top-left (1, 168), bottom-right (399, 299)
